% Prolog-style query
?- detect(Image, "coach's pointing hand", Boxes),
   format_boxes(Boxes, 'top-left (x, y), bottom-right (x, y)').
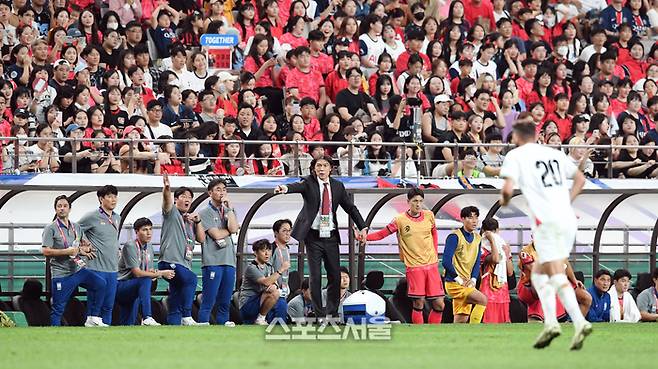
top-left (274, 185), bottom-right (288, 194)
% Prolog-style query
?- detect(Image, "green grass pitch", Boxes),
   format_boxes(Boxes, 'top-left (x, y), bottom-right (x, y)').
top-left (0, 323), bottom-right (655, 369)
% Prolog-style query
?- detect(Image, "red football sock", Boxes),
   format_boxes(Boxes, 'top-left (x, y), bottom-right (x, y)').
top-left (412, 308), bottom-right (424, 324)
top-left (428, 309), bottom-right (443, 324)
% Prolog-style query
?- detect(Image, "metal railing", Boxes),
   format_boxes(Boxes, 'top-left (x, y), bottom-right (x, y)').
top-left (1, 136), bottom-right (652, 179)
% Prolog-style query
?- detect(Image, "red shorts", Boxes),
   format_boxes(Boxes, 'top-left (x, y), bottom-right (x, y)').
top-left (483, 302), bottom-right (511, 323)
top-left (517, 283), bottom-right (566, 321)
top-left (406, 263), bottom-right (444, 299)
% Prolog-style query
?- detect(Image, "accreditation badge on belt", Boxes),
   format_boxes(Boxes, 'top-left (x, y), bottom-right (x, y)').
top-left (319, 215), bottom-right (332, 238)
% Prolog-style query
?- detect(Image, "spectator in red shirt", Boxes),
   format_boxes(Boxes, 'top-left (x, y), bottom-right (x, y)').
top-left (243, 34), bottom-right (284, 115)
top-left (516, 59), bottom-right (538, 104)
top-left (285, 46), bottom-right (328, 113)
top-left (210, 73), bottom-right (239, 118)
top-left (300, 97), bottom-right (323, 141)
top-left (214, 138), bottom-right (245, 175)
top-left (128, 66), bottom-right (156, 107)
top-left (525, 68), bottom-right (556, 116)
top-left (529, 102), bottom-right (547, 132)
top-left (624, 41), bottom-right (648, 83)
top-left (325, 51), bottom-right (353, 103)
top-left (277, 48), bottom-right (298, 88)
top-left (280, 16), bottom-right (310, 49)
top-left (246, 141), bottom-right (284, 176)
top-left (524, 19), bottom-right (551, 53)
top-left (463, 0), bottom-right (496, 32)
top-left (368, 52), bottom-right (398, 97)
top-left (545, 93), bottom-right (573, 141)
top-left (402, 75), bottom-right (431, 112)
top-left (235, 3), bottom-right (257, 48)
top-left (511, 8), bottom-right (532, 41)
top-left (157, 135), bottom-right (185, 175)
top-left (336, 16), bottom-right (360, 54)
top-left (614, 24), bottom-right (633, 65)
top-left (260, 0), bottom-right (284, 39)
top-left (308, 30), bottom-right (334, 78)
top-left (388, 7), bottom-right (406, 41)
top-left (611, 79), bottom-right (632, 117)
top-left (395, 29), bottom-right (431, 78)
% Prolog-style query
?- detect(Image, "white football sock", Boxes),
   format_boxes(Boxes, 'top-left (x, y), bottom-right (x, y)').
top-left (550, 273), bottom-right (586, 326)
top-left (532, 273), bottom-right (558, 326)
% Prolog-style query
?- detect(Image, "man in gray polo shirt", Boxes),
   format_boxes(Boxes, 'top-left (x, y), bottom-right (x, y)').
top-left (157, 173), bottom-right (205, 326)
top-left (198, 178), bottom-right (239, 326)
top-left (637, 269), bottom-right (658, 322)
top-left (116, 217), bottom-right (175, 326)
top-left (41, 195), bottom-right (106, 327)
top-left (239, 239), bottom-right (290, 325)
top-left (79, 185), bottom-right (122, 325)
top-left (288, 278), bottom-right (314, 320)
top-left (270, 219), bottom-right (293, 300)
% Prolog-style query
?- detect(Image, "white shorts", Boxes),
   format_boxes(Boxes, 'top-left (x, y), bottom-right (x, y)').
top-left (532, 220), bottom-right (577, 264)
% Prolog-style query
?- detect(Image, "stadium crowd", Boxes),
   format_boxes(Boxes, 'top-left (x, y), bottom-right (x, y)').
top-left (0, 0), bottom-right (658, 178)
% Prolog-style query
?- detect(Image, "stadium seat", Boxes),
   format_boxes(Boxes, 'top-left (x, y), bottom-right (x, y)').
top-left (151, 298), bottom-right (167, 325)
top-left (288, 270), bottom-right (301, 295)
top-left (62, 293), bottom-right (86, 326)
top-left (441, 299), bottom-right (453, 323)
top-left (112, 302), bottom-right (121, 326)
top-left (389, 278), bottom-right (411, 324)
top-left (363, 271), bottom-right (385, 290)
top-left (362, 271), bottom-right (404, 322)
top-left (230, 291), bottom-right (242, 324)
top-left (12, 279), bottom-right (50, 326)
top-left (509, 297), bottom-right (528, 323)
top-left (631, 273), bottom-right (653, 300)
top-left (0, 284), bottom-right (14, 312)
top-left (191, 294), bottom-right (201, 321)
top-left (2, 311), bottom-right (28, 327)
top-left (507, 271), bottom-right (517, 290)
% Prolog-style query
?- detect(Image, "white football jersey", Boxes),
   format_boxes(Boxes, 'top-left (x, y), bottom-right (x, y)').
top-left (500, 143), bottom-right (579, 225)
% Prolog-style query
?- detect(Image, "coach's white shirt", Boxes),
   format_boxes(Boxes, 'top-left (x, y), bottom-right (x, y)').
top-left (500, 143), bottom-right (579, 225)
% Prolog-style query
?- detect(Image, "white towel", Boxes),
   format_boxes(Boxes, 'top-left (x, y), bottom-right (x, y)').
top-left (481, 233), bottom-right (507, 284)
top-left (608, 287), bottom-right (641, 323)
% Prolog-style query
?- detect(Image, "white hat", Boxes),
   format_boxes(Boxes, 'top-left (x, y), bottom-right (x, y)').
top-left (53, 59), bottom-right (71, 68)
top-left (218, 71), bottom-right (238, 81)
top-left (434, 94), bottom-right (451, 104)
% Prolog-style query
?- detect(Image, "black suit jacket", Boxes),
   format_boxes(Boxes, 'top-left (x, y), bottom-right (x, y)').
top-left (287, 175), bottom-right (366, 243)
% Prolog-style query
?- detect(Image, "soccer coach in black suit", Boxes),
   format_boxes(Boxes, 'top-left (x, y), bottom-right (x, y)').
top-left (274, 155), bottom-right (367, 319)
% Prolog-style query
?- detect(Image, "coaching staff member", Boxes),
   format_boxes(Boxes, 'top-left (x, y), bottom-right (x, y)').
top-left (274, 155), bottom-right (368, 320)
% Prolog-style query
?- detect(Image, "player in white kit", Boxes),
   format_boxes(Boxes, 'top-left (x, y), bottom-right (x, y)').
top-left (499, 122), bottom-right (592, 351)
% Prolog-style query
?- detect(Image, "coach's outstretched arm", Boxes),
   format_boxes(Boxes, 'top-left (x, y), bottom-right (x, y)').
top-left (339, 190), bottom-right (368, 240)
top-left (162, 173), bottom-right (173, 213)
top-left (273, 179), bottom-right (306, 195)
